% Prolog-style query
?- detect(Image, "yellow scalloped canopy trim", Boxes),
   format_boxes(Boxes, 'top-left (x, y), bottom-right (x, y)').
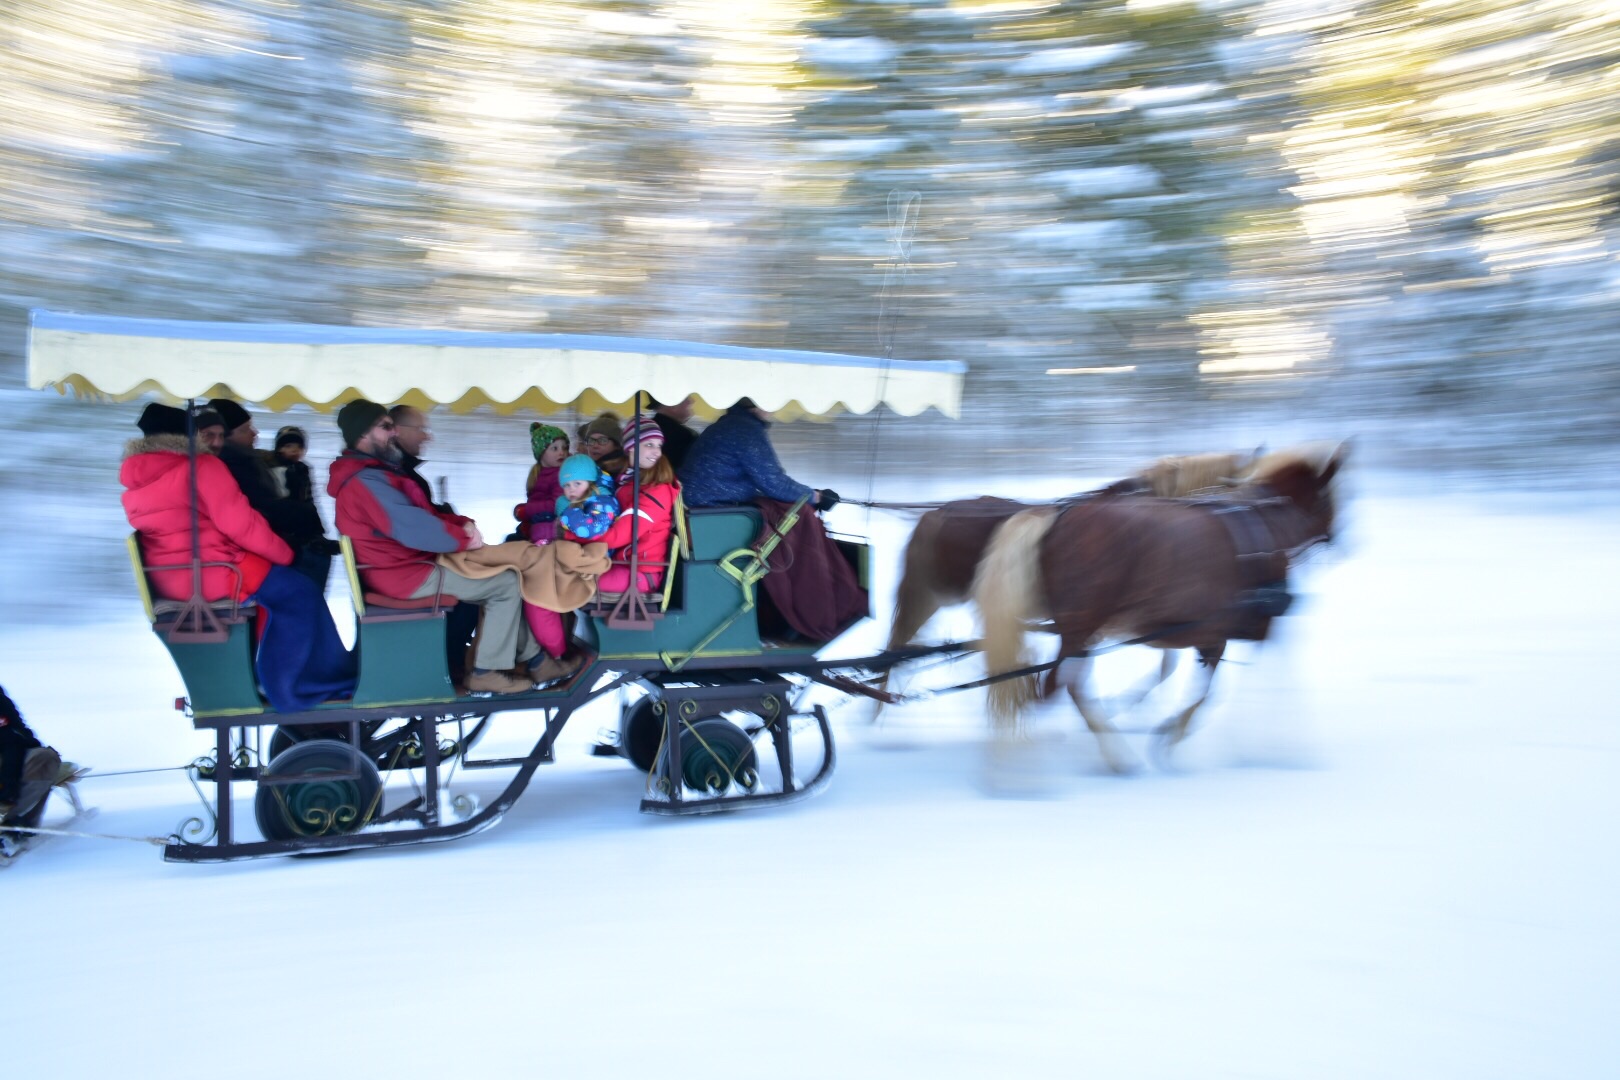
top-left (29, 315), bottom-right (963, 422)
top-left (44, 375), bottom-right (851, 423)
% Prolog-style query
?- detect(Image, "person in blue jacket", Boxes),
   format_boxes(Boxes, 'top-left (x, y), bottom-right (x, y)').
top-left (678, 398), bottom-right (839, 510)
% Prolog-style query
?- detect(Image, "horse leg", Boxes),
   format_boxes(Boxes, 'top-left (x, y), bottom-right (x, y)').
top-left (887, 572), bottom-right (943, 654)
top-left (1114, 648), bottom-right (1179, 711)
top-left (1154, 643), bottom-right (1226, 756)
top-left (869, 575), bottom-right (944, 720)
top-left (1057, 656), bottom-right (1137, 775)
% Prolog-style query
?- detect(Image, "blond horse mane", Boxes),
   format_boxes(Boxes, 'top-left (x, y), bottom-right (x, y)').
top-left (1133, 449), bottom-right (1260, 497)
top-left (972, 506), bottom-right (1060, 730)
top-left (1247, 440), bottom-right (1347, 486)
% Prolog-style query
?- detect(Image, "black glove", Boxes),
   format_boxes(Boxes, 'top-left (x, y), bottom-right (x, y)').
top-left (816, 489), bottom-right (841, 511)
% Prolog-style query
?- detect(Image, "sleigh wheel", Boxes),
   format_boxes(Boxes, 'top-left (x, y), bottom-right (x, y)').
top-left (269, 721), bottom-right (400, 770)
top-left (618, 697), bottom-right (665, 773)
top-left (679, 717), bottom-right (758, 794)
top-left (268, 720), bottom-right (390, 761)
top-left (255, 739), bottom-right (383, 842)
top-left (267, 724), bottom-right (351, 763)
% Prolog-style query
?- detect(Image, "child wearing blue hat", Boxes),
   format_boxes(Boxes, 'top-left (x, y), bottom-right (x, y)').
top-left (521, 453), bottom-right (617, 665)
top-left (554, 453), bottom-right (617, 541)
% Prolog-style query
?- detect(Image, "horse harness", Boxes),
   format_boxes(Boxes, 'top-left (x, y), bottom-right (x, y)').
top-left (1050, 487), bottom-right (1300, 642)
top-left (867, 489), bottom-right (1318, 703)
top-left (1198, 493), bottom-right (1300, 637)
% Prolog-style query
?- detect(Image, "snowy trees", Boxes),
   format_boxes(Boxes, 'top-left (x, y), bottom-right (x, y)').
top-left (0, 0), bottom-right (1615, 452)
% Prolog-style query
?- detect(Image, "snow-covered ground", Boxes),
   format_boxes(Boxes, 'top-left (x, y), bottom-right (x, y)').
top-left (7, 472), bottom-right (1620, 1079)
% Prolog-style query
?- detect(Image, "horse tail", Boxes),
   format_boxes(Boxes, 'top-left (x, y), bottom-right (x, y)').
top-left (974, 507), bottom-right (1058, 726)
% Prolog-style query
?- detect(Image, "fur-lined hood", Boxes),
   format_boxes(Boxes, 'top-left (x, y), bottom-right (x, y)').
top-left (122, 433), bottom-right (219, 462)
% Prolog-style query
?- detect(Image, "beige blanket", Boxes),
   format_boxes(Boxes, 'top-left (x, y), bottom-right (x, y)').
top-left (438, 539), bottom-right (610, 613)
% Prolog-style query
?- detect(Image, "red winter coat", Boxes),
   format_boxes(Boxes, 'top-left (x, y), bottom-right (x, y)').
top-left (599, 481), bottom-right (680, 578)
top-left (329, 450), bottom-right (474, 598)
top-left (121, 435), bottom-right (292, 602)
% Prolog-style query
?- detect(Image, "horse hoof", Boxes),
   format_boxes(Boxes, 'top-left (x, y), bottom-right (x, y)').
top-left (1148, 730), bottom-right (1190, 772)
top-left (1074, 739), bottom-right (1139, 777)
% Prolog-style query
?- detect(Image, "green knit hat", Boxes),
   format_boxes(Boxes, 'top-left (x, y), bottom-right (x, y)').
top-left (530, 423), bottom-right (568, 462)
top-left (338, 399), bottom-right (389, 449)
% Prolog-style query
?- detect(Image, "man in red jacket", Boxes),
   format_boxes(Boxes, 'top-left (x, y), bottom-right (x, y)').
top-left (329, 400), bottom-right (540, 696)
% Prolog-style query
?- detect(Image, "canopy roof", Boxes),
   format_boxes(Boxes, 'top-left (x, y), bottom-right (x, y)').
top-left (27, 310), bottom-right (964, 421)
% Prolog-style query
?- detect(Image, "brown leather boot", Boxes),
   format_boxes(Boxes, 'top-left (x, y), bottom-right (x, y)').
top-left (526, 653), bottom-right (582, 687)
top-left (465, 669), bottom-right (532, 695)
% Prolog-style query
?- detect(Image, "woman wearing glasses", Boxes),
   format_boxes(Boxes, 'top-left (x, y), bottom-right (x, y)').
top-left (576, 412), bottom-right (629, 494)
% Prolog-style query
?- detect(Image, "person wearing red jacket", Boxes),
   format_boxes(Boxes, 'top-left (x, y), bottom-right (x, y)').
top-left (597, 416), bottom-right (680, 595)
top-left (328, 400), bottom-right (543, 696)
top-left (121, 403), bottom-right (356, 713)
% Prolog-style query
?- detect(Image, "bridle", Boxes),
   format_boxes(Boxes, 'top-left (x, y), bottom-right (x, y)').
top-left (1195, 482), bottom-right (1335, 583)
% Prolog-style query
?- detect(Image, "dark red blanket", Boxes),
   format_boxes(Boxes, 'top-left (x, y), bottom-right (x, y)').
top-left (754, 499), bottom-right (869, 642)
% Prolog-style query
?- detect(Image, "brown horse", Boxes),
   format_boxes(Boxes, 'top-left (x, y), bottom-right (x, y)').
top-left (971, 443), bottom-right (1346, 773)
top-left (882, 449), bottom-right (1262, 658)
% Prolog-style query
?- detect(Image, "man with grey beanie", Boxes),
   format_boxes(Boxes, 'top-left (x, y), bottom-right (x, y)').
top-left (328, 400), bottom-right (542, 695)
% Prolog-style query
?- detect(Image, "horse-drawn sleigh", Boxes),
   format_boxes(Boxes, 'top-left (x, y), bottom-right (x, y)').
top-left (21, 309), bottom-right (971, 862)
top-left (16, 308), bottom-right (1345, 864)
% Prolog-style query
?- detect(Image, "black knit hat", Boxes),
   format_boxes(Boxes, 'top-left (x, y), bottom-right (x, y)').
top-left (191, 407), bottom-right (224, 432)
top-left (337, 399), bottom-right (389, 449)
top-left (137, 403), bottom-right (188, 437)
top-left (207, 398), bottom-right (252, 433)
top-left (274, 425), bottom-right (307, 451)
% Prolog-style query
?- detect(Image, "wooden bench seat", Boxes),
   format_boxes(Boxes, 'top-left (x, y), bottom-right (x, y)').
top-left (361, 591), bottom-right (452, 614)
top-left (339, 537), bottom-right (455, 704)
top-left (127, 533), bottom-right (263, 717)
top-left (151, 597), bottom-right (256, 619)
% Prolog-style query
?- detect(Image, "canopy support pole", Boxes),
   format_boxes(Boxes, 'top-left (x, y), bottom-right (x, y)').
top-left (608, 390), bottom-right (656, 630)
top-left (167, 399), bottom-right (228, 644)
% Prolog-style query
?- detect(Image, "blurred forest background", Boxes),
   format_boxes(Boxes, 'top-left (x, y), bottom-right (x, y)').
top-left (2, 0), bottom-right (1617, 475)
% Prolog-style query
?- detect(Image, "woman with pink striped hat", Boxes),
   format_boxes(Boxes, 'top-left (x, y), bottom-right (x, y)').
top-left (594, 415), bottom-right (680, 595)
